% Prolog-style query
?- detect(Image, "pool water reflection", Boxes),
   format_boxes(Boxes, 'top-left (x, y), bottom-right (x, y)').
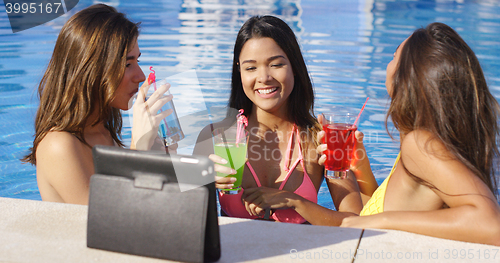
top-left (1, 0), bottom-right (500, 209)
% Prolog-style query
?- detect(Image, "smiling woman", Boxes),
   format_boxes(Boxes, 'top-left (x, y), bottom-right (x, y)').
top-left (194, 15), bottom-right (369, 224)
top-left (20, 4), bottom-right (172, 205)
top-left (239, 37), bottom-right (295, 115)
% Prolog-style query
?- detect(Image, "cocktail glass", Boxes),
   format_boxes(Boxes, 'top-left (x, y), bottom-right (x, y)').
top-left (145, 78), bottom-right (185, 146)
top-left (322, 109), bottom-right (357, 179)
top-left (212, 126), bottom-right (248, 194)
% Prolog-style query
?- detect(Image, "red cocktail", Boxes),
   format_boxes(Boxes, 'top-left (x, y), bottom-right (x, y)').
top-left (322, 123), bottom-right (357, 172)
top-left (322, 111), bottom-right (358, 179)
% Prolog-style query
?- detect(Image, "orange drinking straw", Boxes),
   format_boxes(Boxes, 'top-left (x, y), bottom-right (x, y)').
top-left (353, 97), bottom-right (369, 128)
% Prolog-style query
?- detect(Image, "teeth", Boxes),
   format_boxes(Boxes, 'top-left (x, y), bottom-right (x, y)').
top-left (258, 87), bottom-right (277, 94)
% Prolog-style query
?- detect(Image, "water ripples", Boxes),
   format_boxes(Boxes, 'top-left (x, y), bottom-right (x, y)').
top-left (1, 0), bottom-right (500, 203)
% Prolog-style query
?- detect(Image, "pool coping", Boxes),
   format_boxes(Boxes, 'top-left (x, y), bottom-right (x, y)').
top-left (0, 197), bottom-right (498, 262)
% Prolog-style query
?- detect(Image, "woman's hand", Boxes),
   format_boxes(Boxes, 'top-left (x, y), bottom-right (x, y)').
top-left (132, 81), bottom-right (173, 151)
top-left (242, 187), bottom-right (298, 217)
top-left (208, 154), bottom-right (237, 189)
top-left (316, 113), bottom-right (327, 165)
top-left (316, 130), bottom-right (327, 166)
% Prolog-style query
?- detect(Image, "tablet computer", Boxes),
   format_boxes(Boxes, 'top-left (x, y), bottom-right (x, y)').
top-left (87, 145), bottom-right (221, 262)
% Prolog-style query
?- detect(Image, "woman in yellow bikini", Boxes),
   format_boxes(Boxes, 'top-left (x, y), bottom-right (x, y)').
top-left (336, 22), bottom-right (500, 246)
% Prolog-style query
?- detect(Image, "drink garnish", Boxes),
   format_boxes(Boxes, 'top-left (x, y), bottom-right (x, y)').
top-left (147, 66), bottom-right (171, 135)
top-left (236, 109), bottom-right (248, 147)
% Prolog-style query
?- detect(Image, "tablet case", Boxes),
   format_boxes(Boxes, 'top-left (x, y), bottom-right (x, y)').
top-left (87, 145), bottom-right (221, 262)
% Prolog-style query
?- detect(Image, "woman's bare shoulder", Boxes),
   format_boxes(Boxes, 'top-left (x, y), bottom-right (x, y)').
top-left (400, 130), bottom-right (450, 162)
top-left (36, 131), bottom-right (93, 173)
top-left (36, 131), bottom-right (94, 204)
top-left (37, 131), bottom-right (86, 156)
top-left (400, 129), bottom-right (470, 184)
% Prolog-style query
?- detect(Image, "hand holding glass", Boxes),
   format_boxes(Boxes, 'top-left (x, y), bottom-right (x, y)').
top-left (212, 127), bottom-right (248, 194)
top-left (145, 78), bottom-right (184, 146)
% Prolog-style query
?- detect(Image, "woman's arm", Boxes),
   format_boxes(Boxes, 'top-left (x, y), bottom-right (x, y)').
top-left (35, 131), bottom-right (94, 205)
top-left (342, 205), bottom-right (500, 245)
top-left (341, 130), bottom-right (500, 246)
top-left (350, 131), bottom-right (378, 200)
top-left (242, 186), bottom-right (358, 226)
top-left (242, 145), bottom-right (363, 225)
top-left (240, 120), bottom-right (372, 224)
top-left (325, 171), bottom-right (364, 213)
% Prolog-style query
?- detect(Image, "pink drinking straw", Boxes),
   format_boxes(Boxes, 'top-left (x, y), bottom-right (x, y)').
top-left (352, 97), bottom-right (369, 128)
top-left (235, 109), bottom-right (248, 147)
top-left (147, 66), bottom-right (170, 134)
top-left (147, 66), bottom-right (156, 86)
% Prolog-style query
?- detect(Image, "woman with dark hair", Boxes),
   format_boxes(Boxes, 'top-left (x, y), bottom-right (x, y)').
top-left (22, 4), bottom-right (172, 204)
top-left (338, 22), bottom-right (500, 245)
top-left (195, 15), bottom-right (366, 224)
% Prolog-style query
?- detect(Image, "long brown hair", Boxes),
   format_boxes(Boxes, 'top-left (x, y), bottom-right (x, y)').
top-left (387, 22), bottom-right (499, 196)
top-left (229, 15), bottom-right (321, 147)
top-left (22, 4), bottom-right (139, 164)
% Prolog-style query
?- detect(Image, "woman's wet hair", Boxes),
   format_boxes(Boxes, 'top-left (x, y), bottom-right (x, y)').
top-left (228, 15), bottom-right (321, 145)
top-left (387, 22), bottom-right (499, 196)
top-left (23, 4), bottom-right (140, 164)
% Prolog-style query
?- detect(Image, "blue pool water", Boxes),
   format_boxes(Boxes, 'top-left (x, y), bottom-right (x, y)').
top-left (1, 0), bottom-right (500, 210)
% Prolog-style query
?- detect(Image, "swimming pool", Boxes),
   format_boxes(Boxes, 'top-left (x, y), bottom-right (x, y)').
top-left (1, 0), bottom-right (500, 209)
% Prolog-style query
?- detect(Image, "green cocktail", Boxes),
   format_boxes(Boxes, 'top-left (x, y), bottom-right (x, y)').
top-left (214, 142), bottom-right (247, 190)
top-left (212, 127), bottom-right (248, 194)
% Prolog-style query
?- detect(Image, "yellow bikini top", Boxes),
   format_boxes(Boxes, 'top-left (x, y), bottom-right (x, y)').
top-left (359, 153), bottom-right (401, 216)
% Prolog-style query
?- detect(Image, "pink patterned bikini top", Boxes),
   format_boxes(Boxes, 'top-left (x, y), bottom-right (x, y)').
top-left (218, 125), bottom-right (318, 224)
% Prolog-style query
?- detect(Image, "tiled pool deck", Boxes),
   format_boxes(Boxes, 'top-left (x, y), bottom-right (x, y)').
top-left (0, 197), bottom-right (498, 262)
